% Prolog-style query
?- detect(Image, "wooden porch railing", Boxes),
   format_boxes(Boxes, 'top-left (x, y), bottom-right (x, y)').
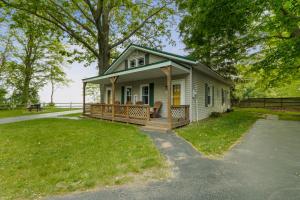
top-left (88, 103), bottom-right (150, 124)
top-left (171, 105), bottom-right (190, 128)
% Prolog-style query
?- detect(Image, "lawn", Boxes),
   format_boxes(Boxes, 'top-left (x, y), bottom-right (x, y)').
top-left (0, 118), bottom-right (166, 200)
top-left (177, 110), bottom-right (259, 157)
top-left (0, 107), bottom-right (79, 119)
top-left (234, 107), bottom-right (300, 121)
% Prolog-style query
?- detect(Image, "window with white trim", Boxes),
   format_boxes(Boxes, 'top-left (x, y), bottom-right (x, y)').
top-left (140, 84), bottom-right (149, 104)
top-left (129, 59), bottom-right (136, 68)
top-left (128, 56), bottom-right (145, 68)
top-left (125, 86), bottom-right (132, 103)
top-left (138, 57), bottom-right (145, 66)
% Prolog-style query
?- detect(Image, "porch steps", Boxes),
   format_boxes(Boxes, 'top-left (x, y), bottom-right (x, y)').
top-left (141, 120), bottom-right (171, 133)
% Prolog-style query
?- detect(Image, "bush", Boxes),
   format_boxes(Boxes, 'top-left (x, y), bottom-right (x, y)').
top-left (210, 112), bottom-right (222, 118)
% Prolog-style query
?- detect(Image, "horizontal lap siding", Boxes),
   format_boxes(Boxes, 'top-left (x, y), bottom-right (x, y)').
top-left (191, 69), bottom-right (231, 121)
top-left (104, 75), bottom-right (190, 118)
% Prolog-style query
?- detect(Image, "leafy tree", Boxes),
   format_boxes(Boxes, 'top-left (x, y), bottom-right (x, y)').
top-left (1, 0), bottom-right (176, 75)
top-left (3, 11), bottom-right (68, 105)
top-left (86, 83), bottom-right (100, 102)
top-left (178, 0), bottom-right (300, 88)
top-left (46, 49), bottom-right (71, 104)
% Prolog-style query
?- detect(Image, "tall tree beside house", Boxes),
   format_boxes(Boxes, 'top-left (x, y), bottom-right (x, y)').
top-left (1, 0), bottom-right (176, 75)
top-left (178, 0), bottom-right (300, 88)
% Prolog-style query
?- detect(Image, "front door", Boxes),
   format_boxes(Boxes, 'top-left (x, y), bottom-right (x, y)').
top-left (172, 84), bottom-right (181, 105)
top-left (172, 79), bottom-right (185, 106)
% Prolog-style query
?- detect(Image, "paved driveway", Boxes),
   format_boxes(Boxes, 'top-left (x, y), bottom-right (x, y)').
top-left (49, 118), bottom-right (300, 200)
top-left (0, 110), bottom-right (82, 124)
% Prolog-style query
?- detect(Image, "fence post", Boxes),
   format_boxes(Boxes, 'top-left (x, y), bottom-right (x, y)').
top-left (281, 98), bottom-right (283, 110)
top-left (264, 98), bottom-right (266, 108)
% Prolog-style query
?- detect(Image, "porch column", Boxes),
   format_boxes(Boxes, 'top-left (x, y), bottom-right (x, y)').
top-left (161, 66), bottom-right (172, 129)
top-left (83, 82), bottom-right (87, 114)
top-left (110, 76), bottom-right (118, 121)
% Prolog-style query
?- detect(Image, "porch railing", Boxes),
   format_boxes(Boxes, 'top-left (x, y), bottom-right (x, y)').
top-left (171, 105), bottom-right (190, 127)
top-left (88, 103), bottom-right (150, 124)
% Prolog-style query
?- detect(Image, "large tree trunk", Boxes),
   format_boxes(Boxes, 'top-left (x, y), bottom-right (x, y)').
top-left (21, 69), bottom-right (31, 106)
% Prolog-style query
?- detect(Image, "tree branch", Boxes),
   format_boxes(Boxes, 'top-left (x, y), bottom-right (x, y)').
top-left (110, 5), bottom-right (166, 49)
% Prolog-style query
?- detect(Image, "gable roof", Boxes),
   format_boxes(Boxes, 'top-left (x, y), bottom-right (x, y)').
top-left (104, 43), bottom-right (198, 74)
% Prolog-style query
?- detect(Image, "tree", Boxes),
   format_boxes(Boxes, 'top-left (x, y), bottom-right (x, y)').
top-left (1, 0), bottom-right (176, 75)
top-left (178, 0), bottom-right (300, 88)
top-left (46, 51), bottom-right (71, 104)
top-left (86, 83), bottom-right (100, 102)
top-left (3, 11), bottom-right (68, 105)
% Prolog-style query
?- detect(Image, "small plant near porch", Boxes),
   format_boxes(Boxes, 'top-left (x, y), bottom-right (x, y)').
top-left (0, 118), bottom-right (167, 200)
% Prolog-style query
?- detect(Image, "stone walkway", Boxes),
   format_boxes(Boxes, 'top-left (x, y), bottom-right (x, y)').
top-left (48, 118), bottom-right (300, 200)
top-left (0, 110), bottom-right (82, 124)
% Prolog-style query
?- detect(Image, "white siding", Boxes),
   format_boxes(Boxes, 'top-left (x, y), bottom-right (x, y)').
top-left (104, 74), bottom-right (190, 118)
top-left (113, 50), bottom-right (166, 72)
top-left (191, 68), bottom-right (231, 121)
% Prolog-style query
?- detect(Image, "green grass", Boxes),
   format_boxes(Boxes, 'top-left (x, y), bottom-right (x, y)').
top-left (62, 112), bottom-right (82, 117)
top-left (177, 110), bottom-right (259, 156)
top-left (0, 118), bottom-right (166, 200)
top-left (234, 107), bottom-right (300, 121)
top-left (0, 107), bottom-right (79, 119)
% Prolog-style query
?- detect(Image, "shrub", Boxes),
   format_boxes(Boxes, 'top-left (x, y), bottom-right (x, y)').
top-left (210, 112), bottom-right (222, 118)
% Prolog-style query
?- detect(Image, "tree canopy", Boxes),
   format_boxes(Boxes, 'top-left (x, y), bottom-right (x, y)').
top-left (1, 0), bottom-right (176, 75)
top-left (178, 0), bottom-right (300, 92)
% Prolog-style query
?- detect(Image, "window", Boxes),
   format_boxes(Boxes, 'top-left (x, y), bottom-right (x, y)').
top-left (222, 89), bottom-right (225, 105)
top-left (140, 84), bottom-right (149, 104)
top-left (207, 86), bottom-right (211, 106)
top-left (138, 57), bottom-right (145, 66)
top-left (128, 56), bottom-right (145, 68)
top-left (125, 86), bottom-right (132, 103)
top-left (205, 83), bottom-right (213, 107)
top-left (129, 59), bottom-right (136, 68)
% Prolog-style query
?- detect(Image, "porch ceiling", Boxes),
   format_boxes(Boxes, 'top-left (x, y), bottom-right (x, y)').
top-left (84, 60), bottom-right (190, 84)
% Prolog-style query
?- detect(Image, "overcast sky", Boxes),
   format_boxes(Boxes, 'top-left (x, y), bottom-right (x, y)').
top-left (39, 27), bottom-right (187, 103)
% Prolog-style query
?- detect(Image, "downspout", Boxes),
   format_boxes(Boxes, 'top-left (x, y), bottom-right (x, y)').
top-left (190, 67), bottom-right (193, 122)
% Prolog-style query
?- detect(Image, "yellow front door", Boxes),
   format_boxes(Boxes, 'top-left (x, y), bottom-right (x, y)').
top-left (172, 84), bottom-right (181, 106)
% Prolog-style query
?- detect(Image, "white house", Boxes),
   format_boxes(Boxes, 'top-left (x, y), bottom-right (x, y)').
top-left (82, 44), bottom-right (232, 132)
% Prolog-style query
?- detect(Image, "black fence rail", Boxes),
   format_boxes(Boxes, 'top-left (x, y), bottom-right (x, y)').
top-left (232, 97), bottom-right (300, 109)
top-left (0, 102), bottom-right (83, 110)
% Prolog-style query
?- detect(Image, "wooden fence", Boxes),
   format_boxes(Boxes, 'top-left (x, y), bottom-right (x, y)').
top-left (232, 97), bottom-right (300, 109)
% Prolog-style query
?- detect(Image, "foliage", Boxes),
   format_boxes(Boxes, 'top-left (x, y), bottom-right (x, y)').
top-left (0, 87), bottom-right (7, 104)
top-left (1, 10), bottom-right (68, 105)
top-left (0, 118), bottom-right (166, 199)
top-left (86, 83), bottom-right (100, 102)
top-left (233, 65), bottom-right (300, 99)
top-left (178, 0), bottom-right (300, 88)
top-left (177, 110), bottom-right (259, 156)
top-left (1, 0), bottom-right (176, 74)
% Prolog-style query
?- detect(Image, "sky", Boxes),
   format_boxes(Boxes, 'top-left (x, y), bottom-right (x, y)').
top-left (39, 28), bottom-right (187, 103)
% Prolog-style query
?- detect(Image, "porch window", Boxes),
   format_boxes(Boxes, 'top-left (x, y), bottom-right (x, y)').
top-left (140, 84), bottom-right (149, 104)
top-left (125, 86), bottom-right (132, 103)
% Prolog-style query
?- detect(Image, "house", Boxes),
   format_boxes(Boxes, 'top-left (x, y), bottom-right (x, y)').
top-left (82, 44), bottom-right (232, 132)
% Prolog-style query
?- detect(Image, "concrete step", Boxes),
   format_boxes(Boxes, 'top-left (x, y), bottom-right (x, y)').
top-left (146, 120), bottom-right (169, 128)
top-left (141, 126), bottom-right (170, 133)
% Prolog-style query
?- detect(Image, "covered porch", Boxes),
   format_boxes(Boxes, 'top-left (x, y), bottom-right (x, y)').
top-left (82, 60), bottom-right (191, 130)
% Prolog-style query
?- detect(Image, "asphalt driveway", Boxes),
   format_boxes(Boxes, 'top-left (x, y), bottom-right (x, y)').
top-left (49, 118), bottom-right (300, 200)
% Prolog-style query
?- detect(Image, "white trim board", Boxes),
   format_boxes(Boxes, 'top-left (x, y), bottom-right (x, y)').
top-left (83, 61), bottom-right (190, 83)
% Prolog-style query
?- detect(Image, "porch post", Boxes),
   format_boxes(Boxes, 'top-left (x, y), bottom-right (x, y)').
top-left (83, 82), bottom-right (87, 115)
top-left (110, 76), bottom-right (118, 121)
top-left (161, 66), bottom-right (172, 130)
